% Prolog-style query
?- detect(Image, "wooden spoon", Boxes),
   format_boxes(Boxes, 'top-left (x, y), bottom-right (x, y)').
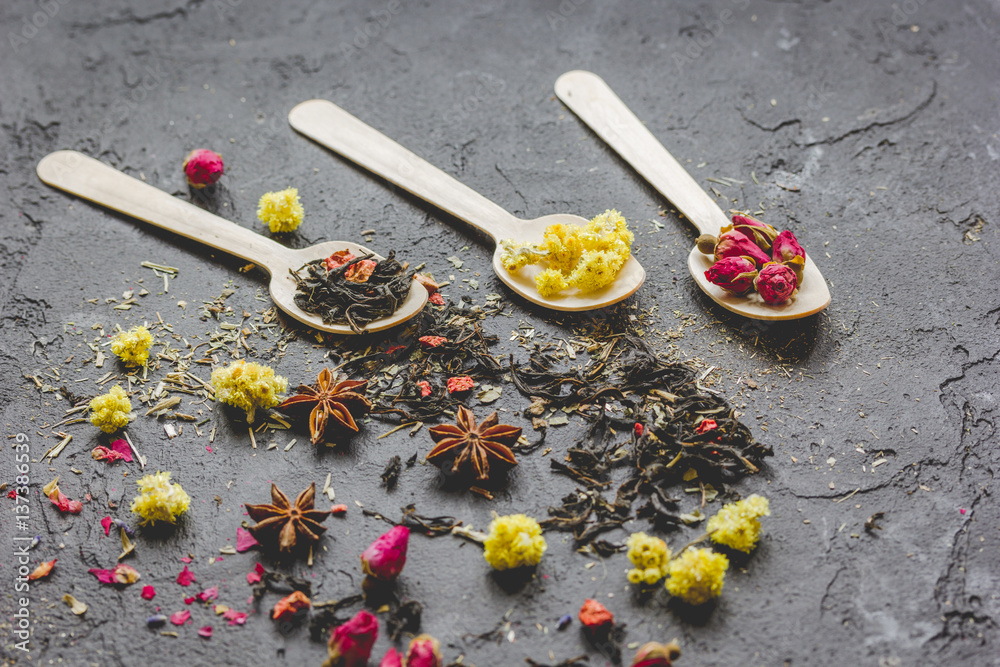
top-left (288, 99), bottom-right (645, 312)
top-left (555, 70), bottom-right (831, 321)
top-left (36, 150), bottom-right (427, 334)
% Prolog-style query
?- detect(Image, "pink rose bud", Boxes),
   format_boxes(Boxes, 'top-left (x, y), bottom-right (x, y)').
top-left (405, 634), bottom-right (443, 667)
top-left (182, 149), bottom-right (224, 188)
top-left (714, 230), bottom-right (771, 267)
top-left (772, 229), bottom-right (806, 283)
top-left (754, 262), bottom-right (798, 304)
top-left (378, 648), bottom-right (404, 667)
top-left (324, 610), bottom-right (378, 667)
top-left (631, 641), bottom-right (682, 667)
top-left (361, 525), bottom-right (410, 581)
top-left (772, 230), bottom-right (804, 263)
top-left (730, 214), bottom-right (779, 251)
top-left (704, 256), bottom-right (758, 295)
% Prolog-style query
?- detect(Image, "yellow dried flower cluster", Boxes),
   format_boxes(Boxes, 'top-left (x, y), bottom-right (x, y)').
top-left (211, 360), bottom-right (287, 422)
top-left (665, 547), bottom-right (728, 605)
top-left (130, 471), bottom-right (191, 525)
top-left (626, 532), bottom-right (671, 585)
top-left (110, 326), bottom-right (153, 366)
top-left (258, 187), bottom-right (304, 233)
top-left (483, 514), bottom-right (547, 570)
top-left (498, 210), bottom-right (634, 297)
top-left (88, 385), bottom-right (132, 433)
top-left (707, 494), bottom-right (770, 553)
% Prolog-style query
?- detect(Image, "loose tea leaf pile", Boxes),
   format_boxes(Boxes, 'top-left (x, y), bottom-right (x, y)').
top-left (291, 251), bottom-right (414, 333)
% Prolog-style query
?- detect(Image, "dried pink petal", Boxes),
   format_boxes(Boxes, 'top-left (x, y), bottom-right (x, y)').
top-left (177, 565), bottom-right (196, 587)
top-left (170, 610), bottom-right (191, 626)
top-left (141, 585), bottom-right (156, 600)
top-left (236, 526), bottom-right (259, 552)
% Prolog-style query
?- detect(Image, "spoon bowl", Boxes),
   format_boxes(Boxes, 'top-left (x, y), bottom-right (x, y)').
top-left (36, 150), bottom-right (427, 334)
top-left (555, 70), bottom-right (831, 320)
top-left (288, 100), bottom-right (645, 312)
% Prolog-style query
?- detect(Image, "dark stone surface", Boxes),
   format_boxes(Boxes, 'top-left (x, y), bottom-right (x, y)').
top-left (1, 1), bottom-right (998, 665)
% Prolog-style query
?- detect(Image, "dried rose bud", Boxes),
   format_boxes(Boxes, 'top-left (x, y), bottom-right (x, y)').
top-left (714, 230), bottom-right (771, 267)
top-left (405, 634), bottom-right (442, 667)
top-left (730, 214), bottom-right (778, 251)
top-left (754, 262), bottom-right (798, 304)
top-left (182, 149), bottom-right (224, 189)
top-left (378, 648), bottom-right (404, 667)
top-left (579, 599), bottom-right (614, 629)
top-left (634, 423), bottom-right (644, 438)
top-left (631, 641), bottom-right (682, 667)
top-left (272, 590), bottom-right (310, 622)
top-left (361, 525), bottom-right (410, 582)
top-left (704, 256), bottom-right (758, 295)
top-left (324, 610), bottom-right (378, 667)
top-left (772, 230), bottom-right (804, 263)
top-left (695, 234), bottom-right (718, 254)
top-left (772, 230), bottom-right (805, 283)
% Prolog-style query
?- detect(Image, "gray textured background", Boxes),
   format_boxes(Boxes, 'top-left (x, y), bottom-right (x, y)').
top-left (1, 1), bottom-right (998, 665)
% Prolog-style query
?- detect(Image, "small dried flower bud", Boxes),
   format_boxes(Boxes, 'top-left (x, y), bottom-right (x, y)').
top-left (772, 229), bottom-right (806, 284)
top-left (772, 229), bottom-right (805, 263)
top-left (633, 423), bottom-right (644, 438)
top-left (695, 234), bottom-right (718, 254)
top-left (183, 149), bottom-right (224, 189)
top-left (378, 648), bottom-right (404, 667)
top-left (324, 610), bottom-right (378, 667)
top-left (730, 214), bottom-right (778, 251)
top-left (714, 230), bottom-right (771, 267)
top-left (361, 525), bottom-right (409, 582)
top-left (754, 262), bottom-right (798, 304)
top-left (579, 599), bottom-right (614, 629)
top-left (405, 634), bottom-right (443, 667)
top-left (704, 256), bottom-right (758, 295)
top-left (631, 640), bottom-right (682, 667)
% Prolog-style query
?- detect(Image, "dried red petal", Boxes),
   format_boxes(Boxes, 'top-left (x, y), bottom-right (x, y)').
top-left (324, 250), bottom-right (357, 272)
top-left (416, 381), bottom-right (432, 397)
top-left (446, 376), bottom-right (474, 394)
top-left (579, 599), bottom-right (614, 628)
top-left (695, 419), bottom-right (718, 434)
top-left (428, 292), bottom-right (446, 306)
top-left (345, 259), bottom-right (377, 283)
top-left (176, 565), bottom-right (196, 587)
top-left (634, 423), bottom-right (644, 438)
top-left (272, 590), bottom-right (311, 621)
top-left (419, 335), bottom-right (448, 349)
top-left (331, 504), bottom-right (348, 516)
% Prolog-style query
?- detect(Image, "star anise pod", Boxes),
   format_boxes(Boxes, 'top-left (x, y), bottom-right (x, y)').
top-left (427, 405), bottom-right (521, 482)
top-left (245, 483), bottom-right (331, 554)
top-left (278, 368), bottom-right (371, 445)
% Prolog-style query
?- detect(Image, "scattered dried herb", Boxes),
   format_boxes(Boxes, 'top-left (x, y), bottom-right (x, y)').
top-left (386, 600), bottom-right (423, 641)
top-left (245, 483), bottom-right (332, 555)
top-left (362, 504), bottom-right (461, 537)
top-left (251, 564), bottom-right (313, 604)
top-left (381, 455), bottom-right (402, 489)
top-left (291, 251), bottom-right (413, 333)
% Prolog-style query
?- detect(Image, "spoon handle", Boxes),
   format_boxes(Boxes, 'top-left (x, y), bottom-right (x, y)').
top-left (555, 70), bottom-right (731, 237)
top-left (36, 150), bottom-right (294, 270)
top-left (289, 99), bottom-right (521, 242)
